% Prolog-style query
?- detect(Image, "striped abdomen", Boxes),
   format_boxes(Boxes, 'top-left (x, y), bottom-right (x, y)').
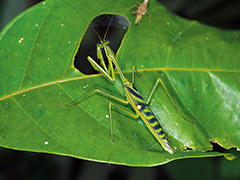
top-left (125, 82), bottom-right (175, 154)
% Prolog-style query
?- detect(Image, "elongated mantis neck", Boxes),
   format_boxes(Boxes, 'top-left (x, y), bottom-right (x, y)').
top-left (111, 52), bottom-right (129, 84)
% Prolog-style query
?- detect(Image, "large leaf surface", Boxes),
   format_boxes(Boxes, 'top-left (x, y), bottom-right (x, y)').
top-left (0, 0), bottom-right (238, 166)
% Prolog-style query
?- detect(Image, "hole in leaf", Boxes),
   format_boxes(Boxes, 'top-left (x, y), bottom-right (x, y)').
top-left (74, 14), bottom-right (129, 74)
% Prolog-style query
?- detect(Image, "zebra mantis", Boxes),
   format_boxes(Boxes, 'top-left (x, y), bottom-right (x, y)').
top-left (64, 1), bottom-right (192, 163)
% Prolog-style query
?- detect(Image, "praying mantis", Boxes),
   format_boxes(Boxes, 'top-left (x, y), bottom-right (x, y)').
top-left (63, 0), bottom-right (192, 163)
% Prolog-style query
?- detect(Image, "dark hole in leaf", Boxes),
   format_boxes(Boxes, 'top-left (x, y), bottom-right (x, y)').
top-left (74, 14), bottom-right (129, 75)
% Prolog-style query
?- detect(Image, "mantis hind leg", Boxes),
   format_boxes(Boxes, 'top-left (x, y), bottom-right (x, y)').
top-left (146, 78), bottom-right (193, 123)
top-left (58, 89), bottom-right (128, 107)
top-left (59, 88), bottom-right (139, 164)
top-left (108, 102), bottom-right (139, 164)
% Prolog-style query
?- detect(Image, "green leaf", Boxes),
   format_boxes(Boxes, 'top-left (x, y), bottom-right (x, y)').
top-left (0, 0), bottom-right (238, 166)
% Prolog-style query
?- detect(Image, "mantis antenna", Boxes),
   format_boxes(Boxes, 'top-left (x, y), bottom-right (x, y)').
top-left (103, 0), bottom-right (123, 41)
top-left (67, 0), bottom-right (123, 42)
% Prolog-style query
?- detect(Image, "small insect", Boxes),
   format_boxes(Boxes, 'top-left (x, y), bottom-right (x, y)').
top-left (128, 0), bottom-right (150, 24)
top-left (64, 1), bottom-right (191, 163)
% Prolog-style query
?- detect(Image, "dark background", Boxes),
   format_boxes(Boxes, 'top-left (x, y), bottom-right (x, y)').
top-left (1, 0), bottom-right (240, 30)
top-left (1, 0), bottom-right (240, 179)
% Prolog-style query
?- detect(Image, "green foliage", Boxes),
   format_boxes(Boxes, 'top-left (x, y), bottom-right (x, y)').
top-left (0, 0), bottom-right (238, 166)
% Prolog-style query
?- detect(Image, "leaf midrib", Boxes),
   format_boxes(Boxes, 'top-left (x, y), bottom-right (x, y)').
top-left (0, 67), bottom-right (239, 102)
